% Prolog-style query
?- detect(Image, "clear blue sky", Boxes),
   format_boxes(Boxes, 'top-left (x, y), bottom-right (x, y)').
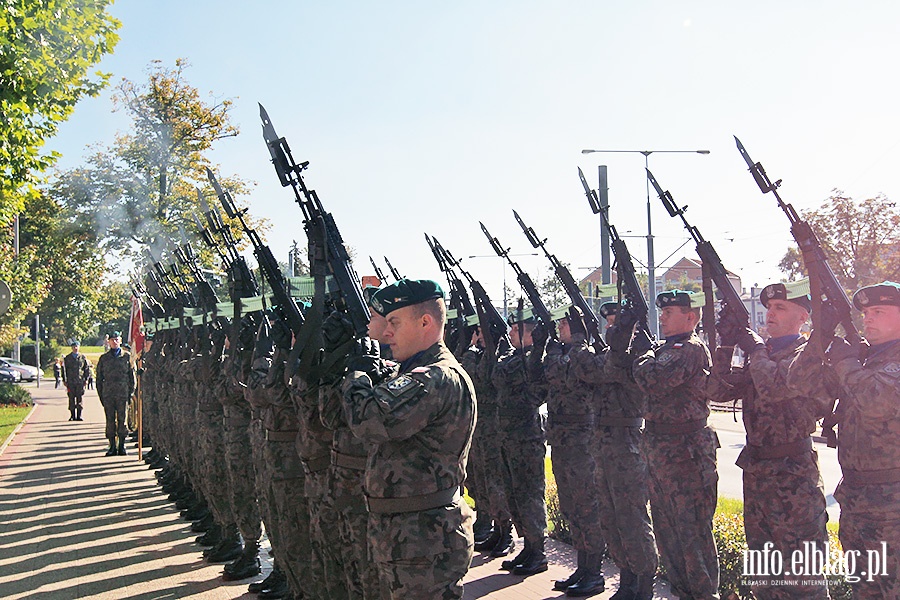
top-left (48, 1), bottom-right (900, 303)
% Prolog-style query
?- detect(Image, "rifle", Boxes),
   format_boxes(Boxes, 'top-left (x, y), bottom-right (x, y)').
top-left (578, 167), bottom-right (652, 340)
top-left (480, 221), bottom-right (556, 338)
top-left (427, 234), bottom-right (508, 356)
top-left (197, 190), bottom-right (259, 300)
top-left (369, 256), bottom-right (387, 284)
top-left (647, 169), bottom-right (749, 333)
top-left (259, 104), bottom-right (370, 338)
top-left (174, 242), bottom-right (222, 318)
top-left (207, 167), bottom-right (306, 336)
top-left (423, 234), bottom-right (473, 349)
top-left (384, 256), bottom-right (403, 282)
top-left (734, 137), bottom-right (861, 349)
top-left (513, 207), bottom-right (606, 350)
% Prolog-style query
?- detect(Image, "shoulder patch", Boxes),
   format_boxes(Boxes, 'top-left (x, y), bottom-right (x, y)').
top-left (657, 351), bottom-right (675, 365)
top-left (882, 362), bottom-right (900, 375)
top-left (386, 375), bottom-right (417, 392)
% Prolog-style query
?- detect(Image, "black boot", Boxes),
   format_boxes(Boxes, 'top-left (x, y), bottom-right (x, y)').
top-left (191, 512), bottom-right (214, 533)
top-left (257, 571), bottom-right (290, 599)
top-left (69, 410), bottom-right (75, 421)
top-left (196, 523), bottom-right (222, 547)
top-left (513, 537), bottom-right (548, 576)
top-left (182, 500), bottom-right (209, 522)
top-left (501, 537), bottom-right (531, 571)
top-left (473, 511), bottom-right (494, 544)
top-left (474, 518), bottom-right (502, 552)
top-left (223, 539), bottom-right (261, 581)
top-left (105, 440), bottom-right (117, 456)
top-left (566, 552), bottom-right (605, 596)
top-left (249, 564), bottom-right (284, 593)
top-left (207, 524), bottom-right (243, 563)
top-left (609, 569), bottom-right (637, 600)
top-left (75, 407), bottom-right (83, 421)
top-left (488, 520), bottom-right (515, 557)
top-left (554, 550), bottom-right (587, 590)
top-left (633, 573), bottom-right (654, 600)
top-left (117, 437), bottom-right (127, 456)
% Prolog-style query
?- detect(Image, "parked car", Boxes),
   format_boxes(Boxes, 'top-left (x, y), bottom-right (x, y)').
top-left (0, 358), bottom-right (40, 382)
top-left (0, 366), bottom-right (21, 383)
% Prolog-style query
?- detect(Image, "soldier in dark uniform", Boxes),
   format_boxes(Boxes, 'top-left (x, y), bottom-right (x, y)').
top-left (713, 283), bottom-right (830, 597)
top-left (790, 281), bottom-right (900, 598)
top-left (96, 331), bottom-right (135, 456)
top-left (631, 291), bottom-right (719, 600)
top-left (341, 279), bottom-right (476, 599)
top-left (62, 340), bottom-right (90, 421)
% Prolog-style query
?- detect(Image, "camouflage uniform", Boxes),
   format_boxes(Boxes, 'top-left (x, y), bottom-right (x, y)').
top-left (632, 331), bottom-right (719, 600)
top-left (342, 341), bottom-right (475, 600)
top-left (62, 350), bottom-right (90, 418)
top-left (708, 335), bottom-right (831, 598)
top-left (491, 344), bottom-right (548, 549)
top-left (96, 346), bottom-right (136, 449)
top-left (791, 338), bottom-right (900, 599)
top-left (569, 343), bottom-right (659, 580)
top-left (321, 382), bottom-right (382, 600)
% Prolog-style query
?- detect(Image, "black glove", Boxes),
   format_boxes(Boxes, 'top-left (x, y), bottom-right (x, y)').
top-left (630, 327), bottom-right (654, 356)
top-left (346, 337), bottom-right (390, 383)
top-left (271, 317), bottom-right (293, 351)
top-left (531, 322), bottom-right (549, 349)
top-left (322, 311), bottom-right (354, 353)
top-left (825, 336), bottom-right (859, 367)
top-left (566, 306), bottom-right (587, 344)
top-left (734, 327), bottom-right (765, 355)
top-left (605, 323), bottom-right (632, 354)
top-left (616, 306), bottom-right (639, 334)
top-left (813, 301), bottom-right (841, 338)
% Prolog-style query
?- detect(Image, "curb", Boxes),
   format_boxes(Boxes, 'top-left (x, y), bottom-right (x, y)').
top-left (0, 399), bottom-right (38, 457)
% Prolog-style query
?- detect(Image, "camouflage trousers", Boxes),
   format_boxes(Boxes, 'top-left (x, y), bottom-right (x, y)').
top-left (368, 499), bottom-right (474, 600)
top-left (466, 424), bottom-right (490, 515)
top-left (498, 432), bottom-right (546, 542)
top-left (592, 426), bottom-right (658, 577)
top-left (223, 407), bottom-right (261, 542)
top-left (66, 389), bottom-right (84, 412)
top-left (644, 427), bottom-right (720, 600)
top-left (740, 449), bottom-right (829, 598)
top-left (196, 407), bottom-right (234, 527)
top-left (264, 438), bottom-right (312, 598)
top-left (835, 481), bottom-right (900, 600)
top-left (474, 414), bottom-right (511, 521)
top-left (101, 394), bottom-right (129, 444)
top-left (306, 467), bottom-right (349, 600)
top-left (549, 441), bottom-right (606, 556)
top-left (331, 463), bottom-right (381, 600)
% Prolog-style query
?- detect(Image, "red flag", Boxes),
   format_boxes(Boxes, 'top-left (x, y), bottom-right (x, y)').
top-left (129, 295), bottom-right (145, 355)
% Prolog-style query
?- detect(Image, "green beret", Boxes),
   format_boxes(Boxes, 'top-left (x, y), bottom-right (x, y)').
top-left (108, 330), bottom-right (122, 339)
top-left (69, 339), bottom-right (80, 347)
top-left (853, 281), bottom-right (900, 310)
top-left (370, 279), bottom-right (444, 316)
top-left (362, 285), bottom-right (381, 307)
top-left (760, 282), bottom-right (811, 312)
top-left (550, 304), bottom-right (573, 322)
top-left (655, 290), bottom-right (693, 309)
top-left (599, 302), bottom-right (620, 319)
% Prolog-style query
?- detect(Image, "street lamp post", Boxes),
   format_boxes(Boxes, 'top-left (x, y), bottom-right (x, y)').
top-left (580, 148), bottom-right (710, 337)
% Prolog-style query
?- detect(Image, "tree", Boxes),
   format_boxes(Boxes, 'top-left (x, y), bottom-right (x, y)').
top-left (51, 59), bottom-right (258, 267)
top-left (0, 0), bottom-right (119, 224)
top-left (778, 191), bottom-right (900, 290)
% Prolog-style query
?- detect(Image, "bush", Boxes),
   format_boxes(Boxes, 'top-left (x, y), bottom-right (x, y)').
top-left (0, 384), bottom-right (33, 406)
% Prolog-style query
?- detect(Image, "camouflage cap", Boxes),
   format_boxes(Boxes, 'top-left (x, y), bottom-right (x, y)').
top-left (599, 301), bottom-right (620, 319)
top-left (759, 282), bottom-right (811, 311)
top-left (655, 289), bottom-right (693, 309)
top-left (370, 279), bottom-right (444, 316)
top-left (852, 281), bottom-right (900, 311)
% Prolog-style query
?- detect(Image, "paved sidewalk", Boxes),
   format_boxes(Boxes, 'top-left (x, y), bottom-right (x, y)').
top-left (0, 384), bottom-right (677, 599)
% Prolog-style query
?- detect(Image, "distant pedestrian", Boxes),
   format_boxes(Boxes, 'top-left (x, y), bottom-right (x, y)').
top-left (53, 358), bottom-right (62, 389)
top-left (102, 334), bottom-right (110, 353)
top-left (86, 363), bottom-right (94, 390)
top-left (62, 342), bottom-right (90, 422)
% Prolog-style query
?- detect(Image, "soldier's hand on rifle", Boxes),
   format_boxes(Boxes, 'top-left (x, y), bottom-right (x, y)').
top-left (271, 317), bottom-right (293, 351)
top-left (630, 327), bottom-right (654, 356)
top-left (531, 322), bottom-right (549, 350)
top-left (825, 336), bottom-right (858, 368)
top-left (347, 337), bottom-right (390, 384)
top-left (616, 306), bottom-right (639, 335)
top-left (322, 311), bottom-right (354, 353)
top-left (734, 327), bottom-right (765, 355)
top-left (715, 305), bottom-right (742, 346)
top-left (566, 306), bottom-right (587, 344)
top-left (605, 323), bottom-right (632, 354)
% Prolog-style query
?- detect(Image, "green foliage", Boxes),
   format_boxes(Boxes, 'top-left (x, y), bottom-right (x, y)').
top-left (0, 0), bottom-right (119, 224)
top-left (0, 384), bottom-right (32, 406)
top-left (0, 404), bottom-right (31, 447)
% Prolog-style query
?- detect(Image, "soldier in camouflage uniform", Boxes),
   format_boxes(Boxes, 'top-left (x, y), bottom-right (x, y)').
top-left (530, 307), bottom-right (607, 596)
top-left (790, 281), bottom-right (900, 599)
top-left (490, 313), bottom-right (549, 575)
top-left (570, 303), bottom-right (658, 600)
top-left (96, 331), bottom-right (136, 456)
top-left (712, 283), bottom-right (830, 598)
top-left (62, 340), bottom-right (90, 421)
top-left (631, 291), bottom-right (719, 600)
top-left (341, 279), bottom-right (475, 600)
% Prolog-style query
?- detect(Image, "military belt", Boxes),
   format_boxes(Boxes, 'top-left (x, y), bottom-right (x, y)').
top-left (549, 413), bottom-right (592, 426)
top-left (332, 450), bottom-right (367, 471)
top-left (746, 436), bottom-right (812, 460)
top-left (596, 416), bottom-right (644, 428)
top-left (265, 429), bottom-right (298, 442)
top-left (365, 487), bottom-right (460, 514)
top-left (301, 454), bottom-right (331, 474)
top-left (645, 418), bottom-right (707, 435)
top-left (497, 408), bottom-right (535, 418)
top-left (842, 467), bottom-right (900, 486)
